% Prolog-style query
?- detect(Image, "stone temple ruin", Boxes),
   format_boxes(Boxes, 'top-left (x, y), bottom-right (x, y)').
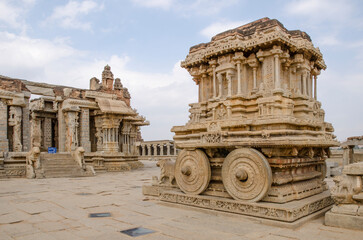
top-left (0, 65), bottom-right (149, 178)
top-left (143, 17), bottom-right (339, 225)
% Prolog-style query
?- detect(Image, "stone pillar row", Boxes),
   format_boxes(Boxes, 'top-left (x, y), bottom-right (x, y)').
top-left (140, 142), bottom-right (176, 156)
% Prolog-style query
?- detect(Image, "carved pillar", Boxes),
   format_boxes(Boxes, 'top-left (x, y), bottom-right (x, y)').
top-left (227, 73), bottom-right (232, 97)
top-left (308, 73), bottom-right (312, 97)
top-left (274, 54), bottom-right (280, 89)
top-left (167, 143), bottom-right (170, 155)
top-left (236, 61), bottom-right (242, 95)
top-left (95, 116), bottom-right (103, 152)
top-left (174, 144), bottom-right (177, 155)
top-left (252, 67), bottom-right (257, 90)
top-left (302, 71), bottom-right (307, 95)
top-left (160, 144), bottom-right (163, 156)
top-left (30, 113), bottom-right (41, 148)
top-left (121, 122), bottom-right (130, 154)
top-left (0, 101), bottom-right (9, 152)
top-left (217, 73), bottom-right (223, 98)
top-left (343, 145), bottom-right (355, 166)
top-left (9, 106), bottom-right (22, 152)
top-left (105, 126), bottom-right (120, 153)
top-left (22, 97), bottom-right (30, 152)
top-left (243, 64), bottom-right (248, 94)
top-left (212, 64), bottom-right (217, 98)
top-left (58, 104), bottom-right (66, 152)
top-left (79, 108), bottom-right (91, 152)
top-left (64, 111), bottom-right (79, 152)
top-left (148, 144), bottom-right (151, 156)
top-left (314, 75), bottom-right (317, 100)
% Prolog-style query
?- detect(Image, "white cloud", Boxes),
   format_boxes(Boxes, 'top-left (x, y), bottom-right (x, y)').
top-left (316, 35), bottom-right (341, 46)
top-left (0, 31), bottom-right (196, 140)
top-left (131, 0), bottom-right (238, 16)
top-left (200, 20), bottom-right (249, 39)
top-left (285, 0), bottom-right (352, 22)
top-left (131, 0), bottom-right (174, 10)
top-left (46, 0), bottom-right (103, 31)
top-left (318, 70), bottom-right (363, 142)
top-left (0, 0), bottom-right (35, 31)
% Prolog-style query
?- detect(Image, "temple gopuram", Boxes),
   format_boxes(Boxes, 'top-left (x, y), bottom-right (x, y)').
top-left (0, 65), bottom-right (149, 178)
top-left (144, 18), bottom-right (339, 226)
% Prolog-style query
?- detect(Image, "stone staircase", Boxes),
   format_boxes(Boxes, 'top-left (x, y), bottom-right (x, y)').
top-left (39, 153), bottom-right (93, 178)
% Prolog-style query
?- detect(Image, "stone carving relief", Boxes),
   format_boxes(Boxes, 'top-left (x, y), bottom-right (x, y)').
top-left (215, 104), bottom-right (227, 120)
top-left (331, 174), bottom-right (362, 204)
top-left (202, 133), bottom-right (221, 143)
top-left (8, 106), bottom-right (22, 152)
top-left (189, 106), bottom-right (201, 124)
top-left (64, 111), bottom-right (79, 152)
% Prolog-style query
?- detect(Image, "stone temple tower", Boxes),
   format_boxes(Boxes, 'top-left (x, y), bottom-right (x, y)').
top-left (102, 65), bottom-right (114, 90)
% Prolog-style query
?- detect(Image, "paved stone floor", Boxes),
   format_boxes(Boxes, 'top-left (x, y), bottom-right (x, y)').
top-left (0, 161), bottom-right (362, 240)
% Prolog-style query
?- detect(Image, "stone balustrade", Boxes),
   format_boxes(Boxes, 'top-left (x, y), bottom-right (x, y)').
top-left (138, 140), bottom-right (179, 160)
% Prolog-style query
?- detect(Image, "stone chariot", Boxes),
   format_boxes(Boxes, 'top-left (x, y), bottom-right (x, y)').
top-left (171, 18), bottom-right (339, 205)
top-left (144, 18), bottom-right (339, 224)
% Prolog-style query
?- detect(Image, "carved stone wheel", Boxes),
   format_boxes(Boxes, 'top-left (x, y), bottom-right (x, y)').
top-left (175, 149), bottom-right (211, 195)
top-left (222, 148), bottom-right (272, 202)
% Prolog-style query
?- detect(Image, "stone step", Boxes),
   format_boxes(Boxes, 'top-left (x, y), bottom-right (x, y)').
top-left (44, 169), bottom-right (83, 174)
top-left (43, 162), bottom-right (77, 166)
top-left (44, 170), bottom-right (83, 174)
top-left (43, 173), bottom-right (84, 178)
top-left (43, 167), bottom-right (81, 172)
top-left (42, 157), bottom-right (74, 161)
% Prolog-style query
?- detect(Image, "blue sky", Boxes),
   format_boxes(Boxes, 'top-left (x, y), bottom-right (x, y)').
top-left (0, 0), bottom-right (362, 142)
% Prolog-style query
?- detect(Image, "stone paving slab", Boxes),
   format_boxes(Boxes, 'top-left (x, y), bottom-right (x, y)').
top-left (0, 161), bottom-right (362, 240)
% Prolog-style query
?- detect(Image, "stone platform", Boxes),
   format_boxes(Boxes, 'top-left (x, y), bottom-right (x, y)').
top-left (149, 188), bottom-right (334, 226)
top-left (325, 211), bottom-right (363, 231)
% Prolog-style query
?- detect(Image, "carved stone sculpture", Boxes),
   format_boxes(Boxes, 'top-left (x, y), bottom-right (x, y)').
top-left (331, 175), bottom-right (362, 204)
top-left (8, 106), bottom-right (22, 152)
top-left (325, 161), bottom-right (363, 230)
top-left (73, 147), bottom-right (86, 170)
top-left (156, 159), bottom-right (176, 186)
top-left (26, 147), bottom-right (40, 178)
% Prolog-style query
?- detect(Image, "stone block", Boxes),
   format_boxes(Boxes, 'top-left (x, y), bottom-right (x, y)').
top-left (325, 210), bottom-right (363, 231)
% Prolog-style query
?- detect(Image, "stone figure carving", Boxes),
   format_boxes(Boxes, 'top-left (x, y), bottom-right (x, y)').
top-left (114, 78), bottom-right (123, 90)
top-left (90, 77), bottom-right (102, 90)
top-left (123, 88), bottom-right (131, 99)
top-left (8, 106), bottom-right (22, 152)
top-left (102, 65), bottom-right (114, 90)
top-left (73, 147), bottom-right (86, 170)
top-left (26, 147), bottom-right (40, 179)
top-left (156, 159), bottom-right (176, 186)
top-left (331, 174), bottom-right (363, 204)
top-left (64, 111), bottom-right (79, 151)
